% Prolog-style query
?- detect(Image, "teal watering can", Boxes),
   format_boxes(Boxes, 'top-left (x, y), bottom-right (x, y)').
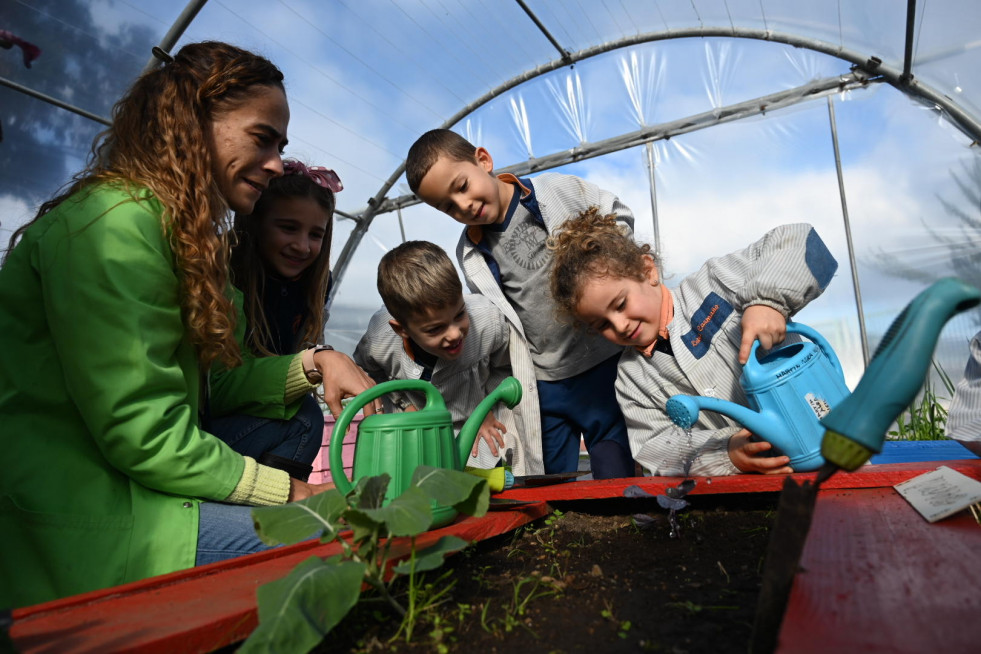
top-left (329, 376), bottom-right (522, 526)
top-left (665, 322), bottom-right (850, 472)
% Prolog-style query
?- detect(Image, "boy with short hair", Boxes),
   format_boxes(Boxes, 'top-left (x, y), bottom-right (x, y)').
top-left (405, 129), bottom-right (637, 479)
top-left (354, 240), bottom-right (542, 474)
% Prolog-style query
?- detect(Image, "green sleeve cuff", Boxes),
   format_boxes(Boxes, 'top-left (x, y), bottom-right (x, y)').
top-left (285, 354), bottom-right (318, 404)
top-left (225, 456), bottom-right (291, 506)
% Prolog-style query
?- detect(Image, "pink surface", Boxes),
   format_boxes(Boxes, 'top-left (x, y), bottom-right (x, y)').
top-left (309, 414), bottom-right (361, 484)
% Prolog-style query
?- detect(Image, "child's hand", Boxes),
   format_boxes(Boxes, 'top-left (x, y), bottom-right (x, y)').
top-left (739, 305), bottom-right (787, 364)
top-left (288, 478), bottom-right (336, 502)
top-left (727, 429), bottom-right (793, 474)
top-left (473, 412), bottom-right (507, 458)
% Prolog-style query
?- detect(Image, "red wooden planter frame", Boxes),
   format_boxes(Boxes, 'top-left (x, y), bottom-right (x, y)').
top-left (9, 459), bottom-right (981, 653)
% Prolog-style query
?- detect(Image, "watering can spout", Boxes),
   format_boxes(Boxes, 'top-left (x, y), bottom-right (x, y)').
top-left (456, 377), bottom-right (523, 465)
top-left (666, 395), bottom-right (783, 444)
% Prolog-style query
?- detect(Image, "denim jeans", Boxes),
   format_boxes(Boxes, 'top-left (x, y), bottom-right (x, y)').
top-left (207, 393), bottom-right (324, 466)
top-left (195, 501), bottom-right (277, 566)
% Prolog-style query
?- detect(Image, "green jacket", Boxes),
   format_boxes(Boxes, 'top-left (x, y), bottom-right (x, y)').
top-left (0, 183), bottom-right (295, 608)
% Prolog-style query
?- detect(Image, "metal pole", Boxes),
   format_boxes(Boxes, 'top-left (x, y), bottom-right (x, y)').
top-left (0, 76), bottom-right (110, 125)
top-left (827, 95), bottom-right (871, 367)
top-left (514, 0), bottom-right (572, 64)
top-left (141, 0), bottom-right (209, 75)
top-left (396, 206), bottom-right (407, 243)
top-left (900, 0), bottom-right (917, 85)
top-left (644, 141), bottom-right (661, 257)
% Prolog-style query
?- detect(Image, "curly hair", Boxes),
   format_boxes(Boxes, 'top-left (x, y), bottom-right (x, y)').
top-left (231, 163), bottom-right (335, 356)
top-left (8, 41), bottom-right (284, 370)
top-left (548, 207), bottom-right (657, 322)
top-left (377, 241), bottom-right (463, 325)
top-left (405, 129), bottom-right (478, 194)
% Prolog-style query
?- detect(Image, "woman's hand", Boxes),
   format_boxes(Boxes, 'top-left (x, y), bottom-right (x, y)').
top-left (288, 478), bottom-right (336, 502)
top-left (739, 305), bottom-right (787, 364)
top-left (727, 429), bottom-right (793, 474)
top-left (311, 349), bottom-right (382, 418)
top-left (472, 412), bottom-right (507, 458)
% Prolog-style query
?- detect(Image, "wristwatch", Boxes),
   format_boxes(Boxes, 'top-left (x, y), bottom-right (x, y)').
top-left (303, 344), bottom-right (334, 384)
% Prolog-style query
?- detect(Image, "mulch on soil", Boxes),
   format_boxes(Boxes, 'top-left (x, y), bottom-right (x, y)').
top-left (322, 495), bottom-right (778, 654)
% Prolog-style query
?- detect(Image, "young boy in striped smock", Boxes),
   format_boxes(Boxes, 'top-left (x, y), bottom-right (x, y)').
top-left (406, 129), bottom-right (638, 480)
top-left (354, 240), bottom-right (541, 474)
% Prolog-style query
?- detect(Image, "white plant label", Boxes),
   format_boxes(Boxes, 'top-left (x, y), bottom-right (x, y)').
top-left (894, 466), bottom-right (981, 523)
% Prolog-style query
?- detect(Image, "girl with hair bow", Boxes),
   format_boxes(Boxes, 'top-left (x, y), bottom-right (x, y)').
top-left (215, 160), bottom-right (350, 480)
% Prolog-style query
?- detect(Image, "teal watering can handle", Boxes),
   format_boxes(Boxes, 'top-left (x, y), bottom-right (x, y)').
top-left (786, 322), bottom-right (845, 378)
top-left (328, 379), bottom-right (448, 494)
top-left (747, 321), bottom-right (844, 378)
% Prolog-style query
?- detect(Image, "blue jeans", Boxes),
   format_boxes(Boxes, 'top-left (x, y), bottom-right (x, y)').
top-left (195, 501), bottom-right (278, 566)
top-left (537, 354), bottom-right (636, 479)
top-left (208, 394), bottom-right (324, 469)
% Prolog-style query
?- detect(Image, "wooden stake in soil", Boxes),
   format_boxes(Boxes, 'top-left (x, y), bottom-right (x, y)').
top-left (749, 476), bottom-right (819, 654)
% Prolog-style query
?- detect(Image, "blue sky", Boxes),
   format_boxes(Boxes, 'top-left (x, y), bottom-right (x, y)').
top-left (3, 0), bottom-right (981, 386)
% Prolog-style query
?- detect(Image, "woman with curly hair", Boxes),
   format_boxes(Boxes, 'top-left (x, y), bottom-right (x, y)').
top-left (0, 41), bottom-right (378, 608)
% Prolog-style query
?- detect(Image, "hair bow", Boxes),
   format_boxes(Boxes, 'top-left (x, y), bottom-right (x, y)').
top-left (283, 159), bottom-right (343, 193)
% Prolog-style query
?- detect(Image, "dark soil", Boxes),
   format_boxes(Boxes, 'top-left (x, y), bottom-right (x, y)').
top-left (320, 494), bottom-right (779, 654)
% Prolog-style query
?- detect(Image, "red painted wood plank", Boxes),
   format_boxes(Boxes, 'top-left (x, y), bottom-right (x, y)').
top-left (497, 459), bottom-right (981, 502)
top-left (777, 487), bottom-right (981, 653)
top-left (10, 502), bottom-right (550, 654)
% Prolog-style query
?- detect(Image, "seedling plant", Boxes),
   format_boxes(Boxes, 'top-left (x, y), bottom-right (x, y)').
top-left (239, 466), bottom-right (489, 653)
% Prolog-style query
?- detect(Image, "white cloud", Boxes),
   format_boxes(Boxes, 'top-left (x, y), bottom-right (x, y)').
top-left (0, 195), bottom-right (33, 252)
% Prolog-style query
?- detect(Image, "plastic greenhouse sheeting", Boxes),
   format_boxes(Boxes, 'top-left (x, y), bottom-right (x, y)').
top-left (2, 0), bottom-right (981, 389)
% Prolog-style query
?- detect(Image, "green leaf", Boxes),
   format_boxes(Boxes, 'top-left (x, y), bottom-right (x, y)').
top-left (411, 466), bottom-right (489, 517)
top-left (343, 507), bottom-right (386, 543)
top-left (355, 474), bottom-right (391, 510)
top-left (363, 486), bottom-right (434, 537)
top-left (240, 556), bottom-right (366, 654)
top-left (252, 490), bottom-right (349, 546)
top-left (391, 535), bottom-right (469, 575)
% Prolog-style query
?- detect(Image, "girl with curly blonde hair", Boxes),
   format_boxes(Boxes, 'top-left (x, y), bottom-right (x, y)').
top-left (550, 207), bottom-right (838, 479)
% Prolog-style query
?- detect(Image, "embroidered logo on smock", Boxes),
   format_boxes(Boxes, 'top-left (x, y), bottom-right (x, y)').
top-left (682, 292), bottom-right (733, 359)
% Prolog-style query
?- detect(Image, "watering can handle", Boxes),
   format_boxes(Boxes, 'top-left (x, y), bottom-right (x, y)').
top-left (328, 379), bottom-right (448, 494)
top-left (747, 321), bottom-right (845, 379)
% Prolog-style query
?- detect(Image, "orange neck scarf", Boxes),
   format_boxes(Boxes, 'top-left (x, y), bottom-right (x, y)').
top-left (636, 284), bottom-right (673, 358)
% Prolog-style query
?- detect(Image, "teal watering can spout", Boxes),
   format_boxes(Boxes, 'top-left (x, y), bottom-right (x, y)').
top-left (666, 395), bottom-right (788, 445)
top-left (455, 376), bottom-right (523, 465)
top-left (820, 277), bottom-right (981, 475)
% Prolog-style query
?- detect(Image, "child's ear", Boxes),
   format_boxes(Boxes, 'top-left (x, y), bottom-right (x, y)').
top-left (389, 319), bottom-right (409, 339)
top-left (474, 147), bottom-right (494, 173)
top-left (643, 254), bottom-right (659, 285)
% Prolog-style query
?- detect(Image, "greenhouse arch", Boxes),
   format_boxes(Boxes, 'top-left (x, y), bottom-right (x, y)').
top-left (3, 0), bottom-right (981, 384)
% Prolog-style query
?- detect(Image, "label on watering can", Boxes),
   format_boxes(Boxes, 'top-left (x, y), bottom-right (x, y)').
top-left (804, 392), bottom-right (832, 419)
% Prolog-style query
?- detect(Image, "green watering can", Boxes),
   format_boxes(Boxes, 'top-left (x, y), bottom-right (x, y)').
top-left (328, 376), bottom-right (523, 526)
